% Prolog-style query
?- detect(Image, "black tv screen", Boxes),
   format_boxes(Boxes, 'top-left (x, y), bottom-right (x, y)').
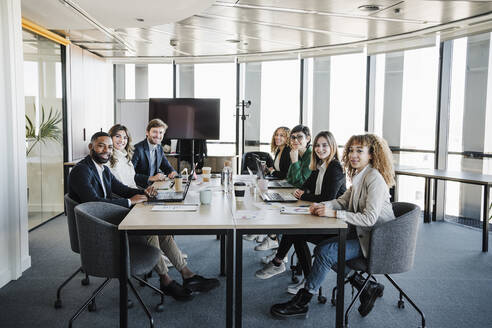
top-left (148, 98), bottom-right (220, 139)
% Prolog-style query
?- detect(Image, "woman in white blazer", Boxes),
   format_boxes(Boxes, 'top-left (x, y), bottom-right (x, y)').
top-left (270, 133), bottom-right (396, 319)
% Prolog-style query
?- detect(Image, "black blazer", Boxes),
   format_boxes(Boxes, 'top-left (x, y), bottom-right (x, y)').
top-left (132, 139), bottom-right (176, 188)
top-left (68, 155), bottom-right (143, 208)
top-left (300, 159), bottom-right (346, 203)
top-left (271, 146), bottom-right (291, 179)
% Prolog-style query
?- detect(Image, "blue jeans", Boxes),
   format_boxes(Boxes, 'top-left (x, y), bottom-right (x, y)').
top-left (305, 238), bottom-right (362, 293)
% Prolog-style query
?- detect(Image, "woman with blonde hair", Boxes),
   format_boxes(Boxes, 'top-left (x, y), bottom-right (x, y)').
top-left (271, 133), bottom-right (395, 319)
top-left (255, 131), bottom-right (346, 287)
top-left (107, 124), bottom-right (220, 301)
top-left (266, 126), bottom-right (291, 179)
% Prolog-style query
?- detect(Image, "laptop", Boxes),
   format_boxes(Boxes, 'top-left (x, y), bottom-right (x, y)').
top-left (251, 158), bottom-right (294, 188)
top-left (253, 159), bottom-right (297, 202)
top-left (148, 170), bottom-right (194, 203)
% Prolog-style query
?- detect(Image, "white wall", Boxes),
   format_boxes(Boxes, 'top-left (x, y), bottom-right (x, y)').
top-left (0, 0), bottom-right (31, 288)
top-left (68, 45), bottom-right (114, 160)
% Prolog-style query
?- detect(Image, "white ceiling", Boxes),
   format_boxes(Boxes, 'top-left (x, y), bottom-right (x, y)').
top-left (21, 0), bottom-right (492, 60)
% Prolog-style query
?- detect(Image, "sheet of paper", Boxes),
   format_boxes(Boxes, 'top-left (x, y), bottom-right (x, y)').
top-left (233, 210), bottom-right (259, 220)
top-left (280, 206), bottom-right (311, 215)
top-left (253, 202), bottom-right (282, 210)
top-left (151, 204), bottom-right (199, 212)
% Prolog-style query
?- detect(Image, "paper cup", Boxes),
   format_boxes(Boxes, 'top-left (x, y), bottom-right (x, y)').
top-left (202, 173), bottom-right (211, 182)
top-left (202, 166), bottom-right (212, 175)
top-left (200, 189), bottom-right (212, 204)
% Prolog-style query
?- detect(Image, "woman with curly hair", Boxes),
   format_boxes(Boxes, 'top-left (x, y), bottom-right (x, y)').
top-left (270, 133), bottom-right (395, 319)
top-left (266, 126), bottom-right (291, 179)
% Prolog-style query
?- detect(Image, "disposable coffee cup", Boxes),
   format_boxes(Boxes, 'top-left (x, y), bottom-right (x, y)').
top-left (202, 173), bottom-right (211, 182)
top-left (234, 182), bottom-right (246, 201)
top-left (200, 189), bottom-right (212, 205)
top-left (202, 166), bottom-right (212, 175)
top-left (174, 175), bottom-right (183, 192)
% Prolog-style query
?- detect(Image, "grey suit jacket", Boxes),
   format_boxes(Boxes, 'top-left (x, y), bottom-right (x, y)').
top-left (323, 166), bottom-right (395, 257)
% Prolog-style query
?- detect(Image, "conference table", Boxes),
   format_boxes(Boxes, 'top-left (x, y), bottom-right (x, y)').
top-left (118, 177), bottom-right (348, 328)
top-left (394, 165), bottom-right (492, 252)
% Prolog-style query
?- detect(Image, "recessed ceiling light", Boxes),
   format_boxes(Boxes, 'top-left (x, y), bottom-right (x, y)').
top-left (358, 5), bottom-right (381, 12)
top-left (226, 39), bottom-right (240, 43)
top-left (136, 18), bottom-right (144, 22)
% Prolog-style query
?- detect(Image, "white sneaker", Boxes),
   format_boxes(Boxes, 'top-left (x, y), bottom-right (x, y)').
top-left (261, 251), bottom-right (288, 265)
top-left (255, 262), bottom-right (286, 279)
top-left (163, 255), bottom-right (173, 268)
top-left (181, 253), bottom-right (188, 259)
top-left (254, 237), bottom-right (279, 251)
top-left (287, 278), bottom-right (306, 295)
top-left (255, 234), bottom-right (267, 243)
top-left (243, 234), bottom-right (258, 241)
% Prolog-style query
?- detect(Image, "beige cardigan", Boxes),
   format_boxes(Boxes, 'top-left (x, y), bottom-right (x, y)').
top-left (323, 166), bottom-right (395, 257)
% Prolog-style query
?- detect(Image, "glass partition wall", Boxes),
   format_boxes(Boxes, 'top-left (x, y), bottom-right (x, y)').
top-left (23, 30), bottom-right (65, 229)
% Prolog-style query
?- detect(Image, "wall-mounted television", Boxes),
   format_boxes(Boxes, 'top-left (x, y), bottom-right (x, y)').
top-left (148, 98), bottom-right (220, 139)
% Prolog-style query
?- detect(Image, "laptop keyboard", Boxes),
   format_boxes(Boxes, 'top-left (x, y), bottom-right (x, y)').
top-left (266, 192), bottom-right (283, 201)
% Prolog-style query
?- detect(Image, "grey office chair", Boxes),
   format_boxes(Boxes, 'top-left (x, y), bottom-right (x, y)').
top-left (331, 202), bottom-right (425, 328)
top-left (69, 202), bottom-right (164, 328)
top-left (54, 194), bottom-right (90, 309)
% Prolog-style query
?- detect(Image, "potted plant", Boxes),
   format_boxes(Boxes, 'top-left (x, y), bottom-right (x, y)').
top-left (25, 105), bottom-right (62, 156)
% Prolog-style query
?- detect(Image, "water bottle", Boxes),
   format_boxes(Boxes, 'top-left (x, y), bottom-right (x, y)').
top-left (221, 161), bottom-right (233, 193)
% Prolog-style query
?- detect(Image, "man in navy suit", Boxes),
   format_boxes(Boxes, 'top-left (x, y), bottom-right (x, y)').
top-left (69, 131), bottom-right (220, 301)
top-left (69, 132), bottom-right (150, 207)
top-left (132, 119), bottom-right (177, 188)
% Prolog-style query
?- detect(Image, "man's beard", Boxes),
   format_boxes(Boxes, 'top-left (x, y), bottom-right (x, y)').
top-left (91, 149), bottom-right (110, 164)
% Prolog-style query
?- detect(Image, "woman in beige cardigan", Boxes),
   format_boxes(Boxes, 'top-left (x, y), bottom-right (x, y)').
top-left (270, 133), bottom-right (396, 319)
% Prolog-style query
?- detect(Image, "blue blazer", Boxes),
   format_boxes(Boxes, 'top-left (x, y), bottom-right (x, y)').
top-left (132, 139), bottom-right (176, 188)
top-left (68, 155), bottom-right (143, 208)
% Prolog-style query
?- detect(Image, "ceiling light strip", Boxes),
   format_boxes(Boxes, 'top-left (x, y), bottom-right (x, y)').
top-left (213, 1), bottom-right (432, 25)
top-left (21, 18), bottom-right (71, 46)
top-left (196, 14), bottom-right (366, 39)
top-left (58, 0), bottom-right (135, 52)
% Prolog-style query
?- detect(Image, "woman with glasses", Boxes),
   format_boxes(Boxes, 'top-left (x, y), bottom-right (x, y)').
top-left (266, 126), bottom-right (292, 179)
top-left (286, 125), bottom-right (313, 188)
top-left (254, 125), bottom-right (313, 273)
top-left (255, 131), bottom-right (346, 287)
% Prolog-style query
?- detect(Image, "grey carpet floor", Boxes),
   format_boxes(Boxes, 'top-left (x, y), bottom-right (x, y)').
top-left (0, 216), bottom-right (491, 328)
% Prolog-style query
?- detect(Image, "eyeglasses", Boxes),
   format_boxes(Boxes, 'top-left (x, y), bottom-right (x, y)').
top-left (290, 134), bottom-right (304, 141)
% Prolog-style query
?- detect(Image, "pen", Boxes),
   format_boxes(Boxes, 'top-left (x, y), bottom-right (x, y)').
top-left (299, 205), bottom-right (310, 207)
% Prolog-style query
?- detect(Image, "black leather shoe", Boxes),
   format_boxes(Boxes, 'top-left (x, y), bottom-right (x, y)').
top-left (183, 275), bottom-right (220, 293)
top-left (160, 280), bottom-right (193, 302)
top-left (358, 281), bottom-right (384, 317)
top-left (270, 288), bottom-right (313, 319)
top-left (348, 272), bottom-right (384, 317)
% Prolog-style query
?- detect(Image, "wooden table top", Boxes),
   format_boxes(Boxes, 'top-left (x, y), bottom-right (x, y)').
top-left (119, 177), bottom-right (347, 231)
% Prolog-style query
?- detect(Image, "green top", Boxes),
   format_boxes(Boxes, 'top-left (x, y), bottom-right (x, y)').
top-left (286, 146), bottom-right (312, 188)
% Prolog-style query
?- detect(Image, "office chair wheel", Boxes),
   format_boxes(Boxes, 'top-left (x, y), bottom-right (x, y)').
top-left (291, 276), bottom-right (299, 283)
top-left (318, 295), bottom-right (327, 304)
top-left (54, 299), bottom-right (62, 309)
top-left (88, 301), bottom-right (97, 312)
top-left (127, 299), bottom-right (134, 309)
top-left (155, 304), bottom-right (164, 312)
top-left (81, 277), bottom-right (90, 286)
top-left (330, 296), bottom-right (336, 306)
top-left (397, 300), bottom-right (405, 309)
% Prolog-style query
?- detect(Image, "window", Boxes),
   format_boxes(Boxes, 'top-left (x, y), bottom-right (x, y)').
top-left (194, 63), bottom-right (236, 154)
top-left (148, 64), bottom-right (173, 98)
top-left (329, 53), bottom-right (367, 145)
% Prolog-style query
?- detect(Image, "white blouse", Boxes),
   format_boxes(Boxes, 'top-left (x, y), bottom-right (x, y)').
top-left (314, 162), bottom-right (327, 195)
top-left (107, 148), bottom-right (138, 188)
